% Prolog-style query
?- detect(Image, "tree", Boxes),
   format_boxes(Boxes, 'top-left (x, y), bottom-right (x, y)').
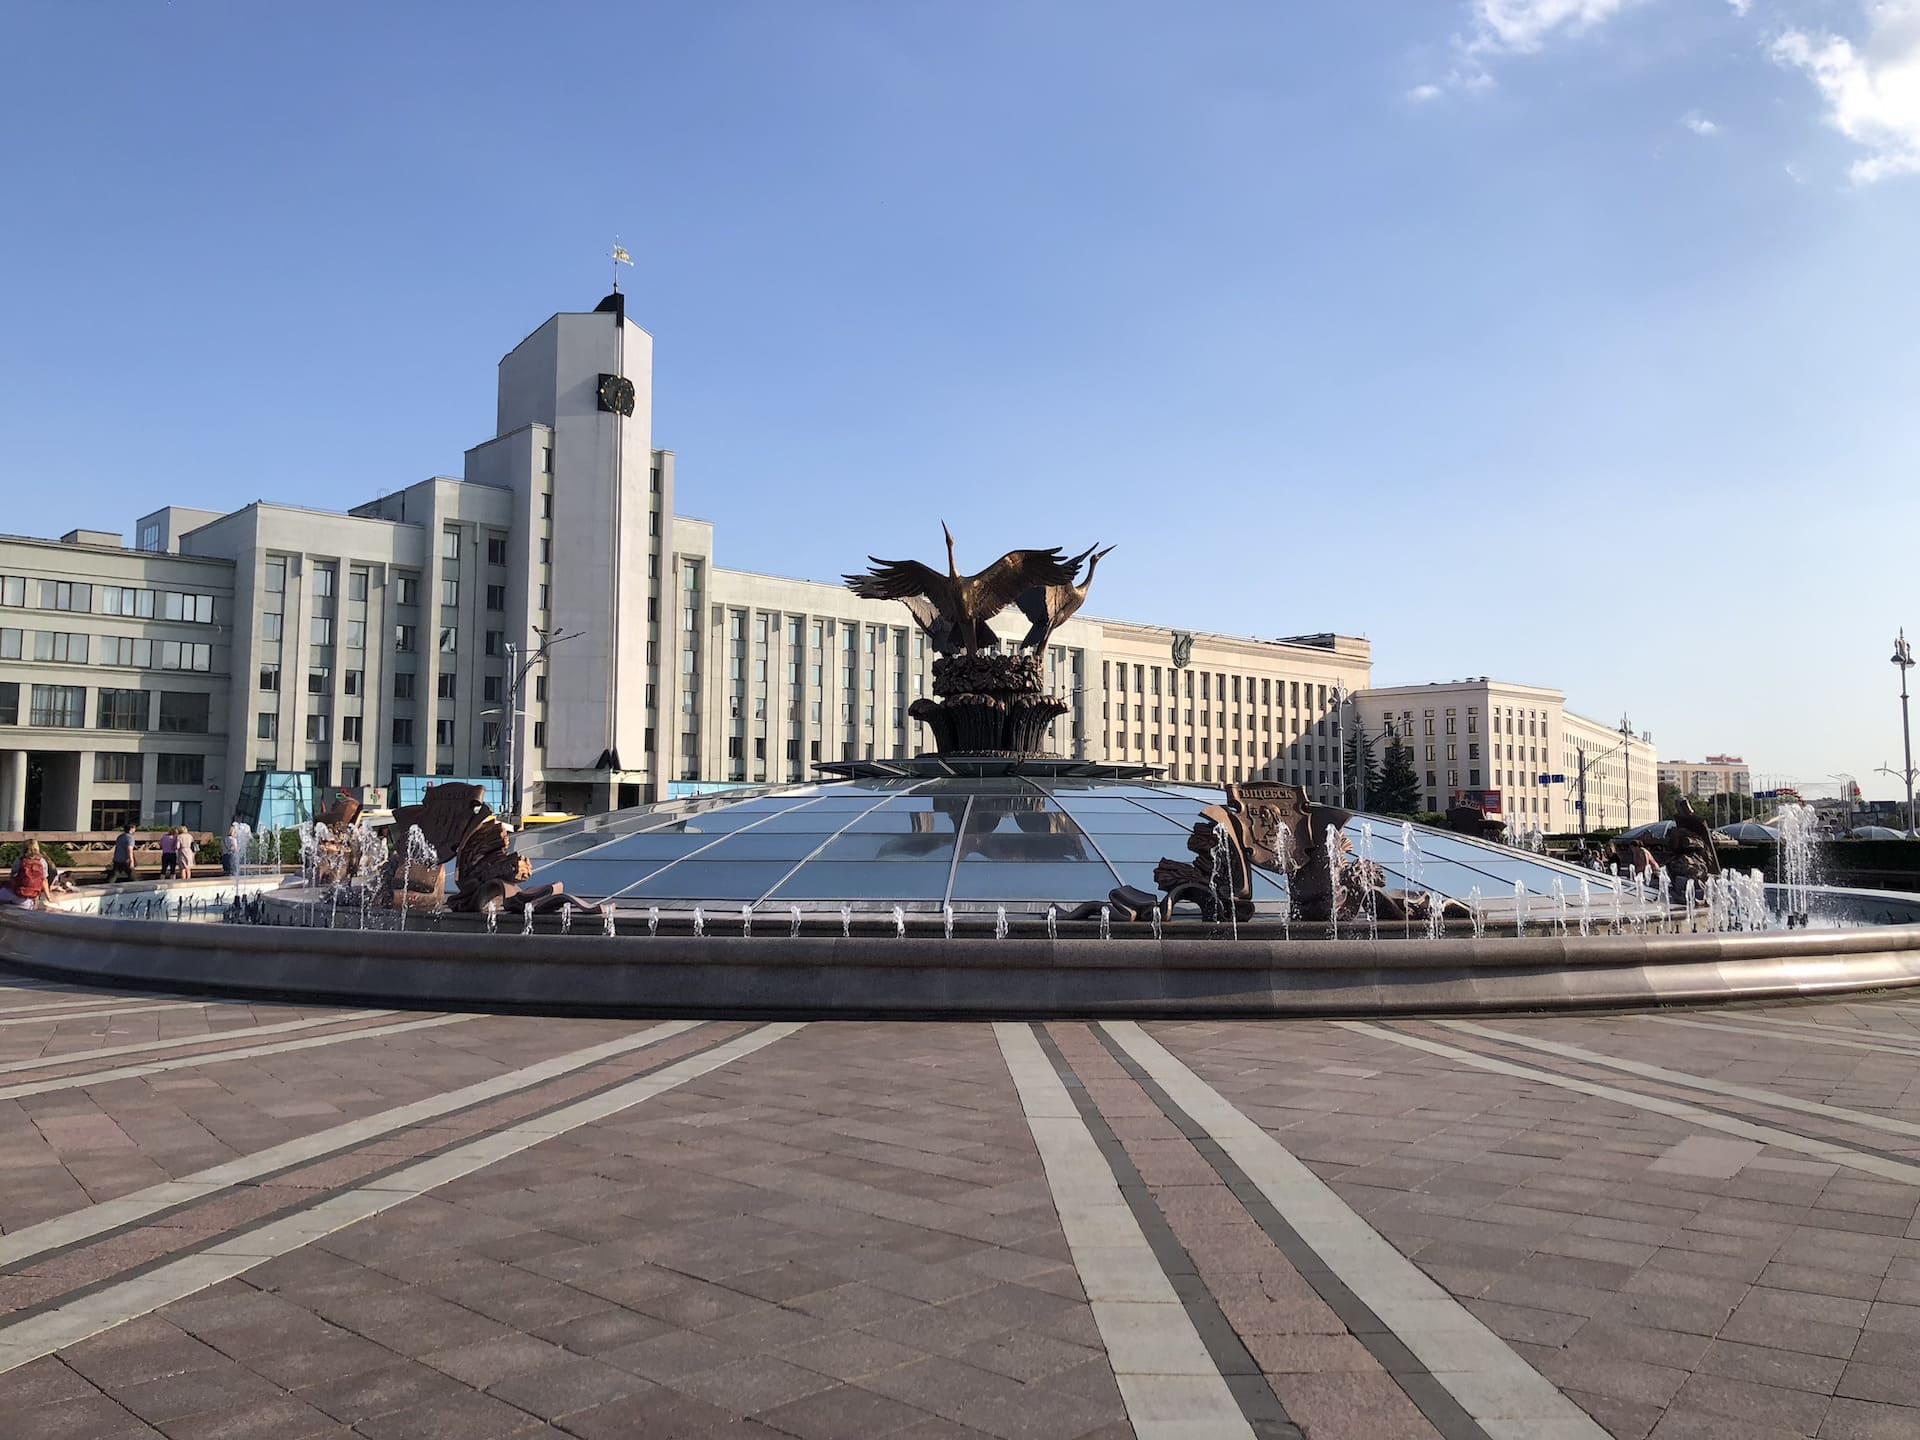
top-left (1344, 727), bottom-right (1383, 810)
top-left (1375, 735), bottom-right (1422, 816)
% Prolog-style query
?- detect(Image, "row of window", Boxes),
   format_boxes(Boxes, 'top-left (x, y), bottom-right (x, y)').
top-left (0, 577), bottom-right (216, 624)
top-left (91, 751), bottom-right (205, 785)
top-left (0, 683), bottom-right (210, 733)
top-left (0, 628), bottom-right (215, 672)
top-left (92, 800), bottom-right (202, 830)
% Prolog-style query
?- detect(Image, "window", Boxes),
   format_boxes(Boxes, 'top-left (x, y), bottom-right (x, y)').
top-left (539, 538), bottom-right (551, 565)
top-left (157, 800), bottom-right (202, 829)
top-left (437, 672), bottom-right (457, 700)
top-left (435, 718), bottom-right (455, 746)
top-left (439, 627), bottom-right (457, 654)
top-left (393, 672), bottom-right (415, 699)
top-left (34, 632), bottom-right (89, 663)
top-left (311, 565), bottom-right (335, 599)
top-left (482, 721), bottom-right (500, 751)
top-left (442, 527), bottom-right (461, 561)
top-left (0, 628), bottom-right (17, 660)
top-left (394, 624), bottom-right (416, 653)
top-left (538, 584), bottom-right (549, 610)
top-left (534, 675), bottom-right (546, 701)
top-left (343, 669), bottom-right (362, 696)
top-left (264, 558), bottom-right (286, 593)
top-left (397, 576), bottom-right (419, 606)
top-left (303, 667), bottom-right (327, 696)
top-left (0, 577), bottom-right (21, 607)
top-left (341, 716), bottom-right (362, 744)
top-left (486, 536), bottom-right (507, 566)
top-left (540, 494), bottom-right (552, 520)
top-left (261, 612), bottom-right (282, 642)
top-left (0, 682), bottom-right (16, 725)
top-left (26, 684), bottom-right (83, 728)
top-left (392, 717), bottom-right (414, 746)
top-left (92, 799), bottom-right (140, 829)
top-left (96, 688), bottom-right (146, 731)
top-left (485, 630), bottom-right (503, 657)
top-left (158, 691), bottom-right (210, 733)
top-left (349, 568), bottom-right (370, 601)
top-left (485, 584), bottom-right (505, 611)
top-left (38, 580), bottom-right (93, 613)
top-left (344, 620), bottom-right (365, 649)
top-left (309, 616), bottom-right (332, 646)
top-left (157, 753), bottom-right (204, 786)
top-left (340, 764), bottom-right (361, 788)
top-left (441, 578), bottom-right (459, 607)
top-left (533, 721), bottom-right (546, 748)
top-left (94, 753), bottom-right (136, 783)
top-left (257, 712), bottom-right (278, 740)
top-left (483, 675), bottom-right (502, 703)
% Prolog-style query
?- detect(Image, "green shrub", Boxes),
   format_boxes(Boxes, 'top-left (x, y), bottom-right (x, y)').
top-left (0, 841), bottom-right (75, 869)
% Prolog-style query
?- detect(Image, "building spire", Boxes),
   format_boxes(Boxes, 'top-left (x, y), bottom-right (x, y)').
top-left (610, 238), bottom-right (632, 294)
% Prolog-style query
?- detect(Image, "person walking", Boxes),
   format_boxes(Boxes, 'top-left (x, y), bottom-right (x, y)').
top-left (158, 828), bottom-right (178, 879)
top-left (106, 823), bottom-right (137, 884)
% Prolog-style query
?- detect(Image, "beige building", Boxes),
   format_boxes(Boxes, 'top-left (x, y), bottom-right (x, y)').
top-left (1356, 678), bottom-right (1657, 832)
top-left (1658, 755), bottom-right (1752, 800)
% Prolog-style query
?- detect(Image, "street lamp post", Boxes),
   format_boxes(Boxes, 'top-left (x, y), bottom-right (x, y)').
top-left (1895, 630), bottom-right (1917, 838)
top-left (498, 627), bottom-right (579, 823)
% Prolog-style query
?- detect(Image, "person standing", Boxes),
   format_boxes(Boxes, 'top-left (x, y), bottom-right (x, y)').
top-left (221, 824), bottom-right (238, 877)
top-left (175, 828), bottom-right (195, 882)
top-left (159, 827), bottom-right (178, 879)
top-left (107, 823), bottom-right (137, 884)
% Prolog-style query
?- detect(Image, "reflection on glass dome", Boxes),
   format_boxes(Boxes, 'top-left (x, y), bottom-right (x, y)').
top-left (517, 773), bottom-right (1625, 914)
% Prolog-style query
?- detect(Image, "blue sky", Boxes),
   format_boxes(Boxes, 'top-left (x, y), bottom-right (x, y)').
top-left (5, 1), bottom-right (1919, 798)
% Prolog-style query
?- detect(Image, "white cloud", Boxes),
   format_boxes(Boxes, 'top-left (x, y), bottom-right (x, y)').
top-left (1683, 110), bottom-right (1721, 134)
top-left (1728, 0), bottom-right (1751, 15)
top-left (1413, 0), bottom-right (1646, 95)
top-left (1772, 3), bottom-right (1920, 182)
top-left (1467, 0), bottom-right (1646, 57)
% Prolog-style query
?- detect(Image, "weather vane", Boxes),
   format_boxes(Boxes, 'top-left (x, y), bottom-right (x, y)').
top-left (610, 239), bottom-right (632, 293)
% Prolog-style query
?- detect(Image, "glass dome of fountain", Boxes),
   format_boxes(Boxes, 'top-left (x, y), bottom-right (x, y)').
top-left (516, 767), bottom-right (1625, 913)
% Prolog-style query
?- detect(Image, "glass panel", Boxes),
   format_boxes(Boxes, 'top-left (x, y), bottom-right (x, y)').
top-left (769, 862), bottom-right (952, 900)
top-left (812, 831), bottom-right (959, 863)
top-left (691, 831), bottom-right (834, 863)
top-left (950, 862), bottom-right (1120, 902)
top-left (618, 862), bottom-right (798, 901)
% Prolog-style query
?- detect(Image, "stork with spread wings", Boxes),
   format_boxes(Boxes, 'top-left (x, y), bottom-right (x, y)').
top-left (843, 525), bottom-right (1094, 654)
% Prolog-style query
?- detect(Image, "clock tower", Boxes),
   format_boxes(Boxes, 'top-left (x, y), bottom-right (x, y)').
top-left (465, 291), bottom-right (672, 811)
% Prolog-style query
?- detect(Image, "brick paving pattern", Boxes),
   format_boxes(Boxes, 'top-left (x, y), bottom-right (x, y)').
top-left (0, 967), bottom-right (1915, 1438)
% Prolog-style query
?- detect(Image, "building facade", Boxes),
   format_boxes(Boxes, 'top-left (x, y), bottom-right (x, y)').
top-left (1355, 678), bottom-right (1658, 832)
top-left (3, 290), bottom-right (1652, 831)
top-left (1658, 755), bottom-right (1752, 800)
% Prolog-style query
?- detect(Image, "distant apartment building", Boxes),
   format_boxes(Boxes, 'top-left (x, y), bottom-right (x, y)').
top-left (1658, 755), bottom-right (1752, 800)
top-left (1355, 678), bottom-right (1657, 831)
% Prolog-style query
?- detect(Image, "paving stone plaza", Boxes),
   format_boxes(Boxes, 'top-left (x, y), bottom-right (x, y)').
top-left (2, 971), bottom-right (1919, 1439)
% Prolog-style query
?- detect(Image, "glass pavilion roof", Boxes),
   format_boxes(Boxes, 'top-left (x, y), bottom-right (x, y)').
top-left (516, 775), bottom-right (1626, 913)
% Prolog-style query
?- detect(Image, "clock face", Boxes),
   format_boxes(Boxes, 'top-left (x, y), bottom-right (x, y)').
top-left (597, 373), bottom-right (636, 417)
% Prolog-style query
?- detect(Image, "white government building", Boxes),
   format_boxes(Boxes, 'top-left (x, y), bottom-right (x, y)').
top-left (0, 290), bottom-right (1643, 833)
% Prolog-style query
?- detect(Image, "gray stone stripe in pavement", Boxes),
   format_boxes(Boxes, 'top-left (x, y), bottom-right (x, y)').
top-left (0, 995), bottom-right (188, 1021)
top-left (0, 1019), bottom-right (704, 1271)
top-left (1106, 1021), bottom-right (1609, 1440)
top-left (1644, 1012), bottom-right (1920, 1057)
top-left (994, 1021), bottom-right (1256, 1440)
top-left (1089, 1025), bottom-right (1489, 1440)
top-left (1442, 1019), bottom-right (1920, 1144)
top-left (0, 1012), bottom-right (470, 1101)
top-left (1345, 1021), bottom-right (1920, 1190)
top-left (0, 1008), bottom-right (397, 1081)
top-left (1031, 1025), bottom-right (1301, 1440)
top-left (0, 1020), bottom-right (803, 1376)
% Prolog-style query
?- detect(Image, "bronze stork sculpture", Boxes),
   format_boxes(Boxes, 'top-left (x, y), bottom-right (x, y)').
top-left (842, 527), bottom-right (1102, 757)
top-left (843, 525), bottom-right (1090, 654)
top-left (1012, 544), bottom-right (1113, 652)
